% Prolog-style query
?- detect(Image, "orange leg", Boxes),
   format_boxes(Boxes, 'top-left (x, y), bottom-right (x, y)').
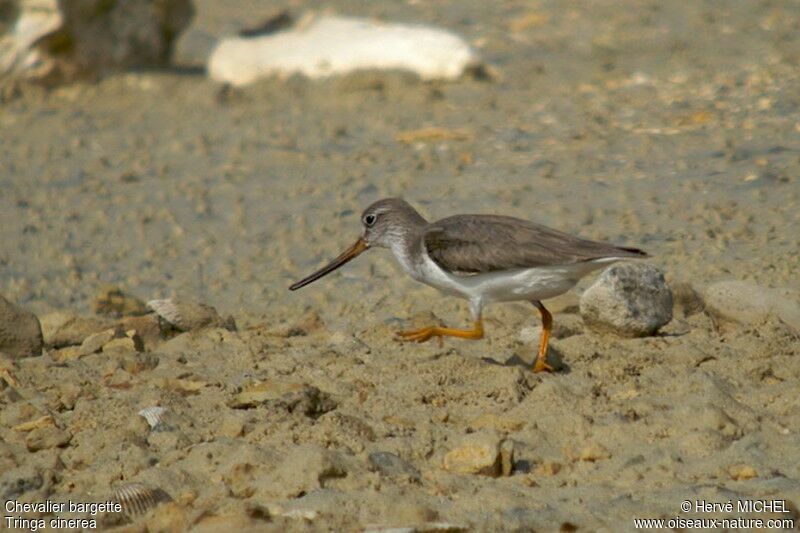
top-left (396, 320), bottom-right (484, 343)
top-left (532, 301), bottom-right (554, 373)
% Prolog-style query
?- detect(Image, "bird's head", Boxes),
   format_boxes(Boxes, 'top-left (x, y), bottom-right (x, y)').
top-left (288, 198), bottom-right (426, 290)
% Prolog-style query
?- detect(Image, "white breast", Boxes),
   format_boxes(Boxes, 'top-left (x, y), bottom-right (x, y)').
top-left (390, 241), bottom-right (621, 304)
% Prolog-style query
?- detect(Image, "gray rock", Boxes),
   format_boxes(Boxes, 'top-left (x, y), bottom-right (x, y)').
top-left (1, 0), bottom-right (193, 89)
top-left (368, 451), bottom-right (421, 482)
top-left (580, 263), bottom-right (673, 337)
top-left (703, 280), bottom-right (800, 331)
top-left (0, 294), bottom-right (43, 358)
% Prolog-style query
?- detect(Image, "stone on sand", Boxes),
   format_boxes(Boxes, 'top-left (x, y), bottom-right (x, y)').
top-left (39, 311), bottom-right (110, 348)
top-left (702, 280), bottom-right (800, 331)
top-left (78, 327), bottom-right (122, 356)
top-left (0, 294), bottom-right (43, 358)
top-left (442, 431), bottom-right (503, 476)
top-left (580, 263), bottom-right (673, 337)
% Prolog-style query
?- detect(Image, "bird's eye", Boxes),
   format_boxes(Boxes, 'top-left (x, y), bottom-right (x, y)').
top-left (363, 214), bottom-right (377, 227)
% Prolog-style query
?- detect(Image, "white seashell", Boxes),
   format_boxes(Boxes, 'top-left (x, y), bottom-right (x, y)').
top-left (208, 15), bottom-right (479, 87)
top-left (137, 406), bottom-right (167, 429)
top-left (147, 299), bottom-right (185, 328)
top-left (112, 483), bottom-right (173, 520)
top-left (147, 298), bottom-right (223, 331)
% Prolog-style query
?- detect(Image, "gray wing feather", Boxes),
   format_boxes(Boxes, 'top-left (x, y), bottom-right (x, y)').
top-left (423, 215), bottom-right (647, 274)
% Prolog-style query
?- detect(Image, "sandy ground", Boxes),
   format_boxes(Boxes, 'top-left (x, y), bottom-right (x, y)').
top-left (1, 0), bottom-right (800, 531)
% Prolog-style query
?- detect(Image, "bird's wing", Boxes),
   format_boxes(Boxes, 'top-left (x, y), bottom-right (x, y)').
top-left (423, 214), bottom-right (647, 274)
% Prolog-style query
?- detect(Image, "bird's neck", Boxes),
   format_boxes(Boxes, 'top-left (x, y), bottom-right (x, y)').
top-left (380, 204), bottom-right (428, 277)
top-left (388, 223), bottom-right (427, 279)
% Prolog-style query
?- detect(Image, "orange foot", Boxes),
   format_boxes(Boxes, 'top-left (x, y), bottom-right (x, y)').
top-left (533, 357), bottom-right (554, 373)
top-left (395, 321), bottom-right (484, 344)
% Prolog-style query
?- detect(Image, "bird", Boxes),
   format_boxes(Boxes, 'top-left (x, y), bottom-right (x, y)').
top-left (289, 198), bottom-right (648, 372)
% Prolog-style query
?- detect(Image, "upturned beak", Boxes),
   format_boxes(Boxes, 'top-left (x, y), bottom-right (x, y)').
top-left (289, 238), bottom-right (369, 291)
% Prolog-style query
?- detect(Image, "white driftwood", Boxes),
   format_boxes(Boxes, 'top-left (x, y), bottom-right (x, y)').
top-left (208, 15), bottom-right (478, 86)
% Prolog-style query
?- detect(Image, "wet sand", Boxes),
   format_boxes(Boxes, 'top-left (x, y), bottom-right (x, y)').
top-left (1, 0), bottom-right (799, 530)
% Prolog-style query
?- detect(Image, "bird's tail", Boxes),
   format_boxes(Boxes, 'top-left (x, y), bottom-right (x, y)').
top-left (615, 245), bottom-right (649, 258)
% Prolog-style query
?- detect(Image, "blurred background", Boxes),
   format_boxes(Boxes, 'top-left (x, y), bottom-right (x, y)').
top-left (1, 0), bottom-right (798, 318)
top-left (2, 2), bottom-right (800, 530)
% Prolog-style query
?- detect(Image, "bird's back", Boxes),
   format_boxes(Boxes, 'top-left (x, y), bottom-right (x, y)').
top-left (424, 214), bottom-right (647, 274)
